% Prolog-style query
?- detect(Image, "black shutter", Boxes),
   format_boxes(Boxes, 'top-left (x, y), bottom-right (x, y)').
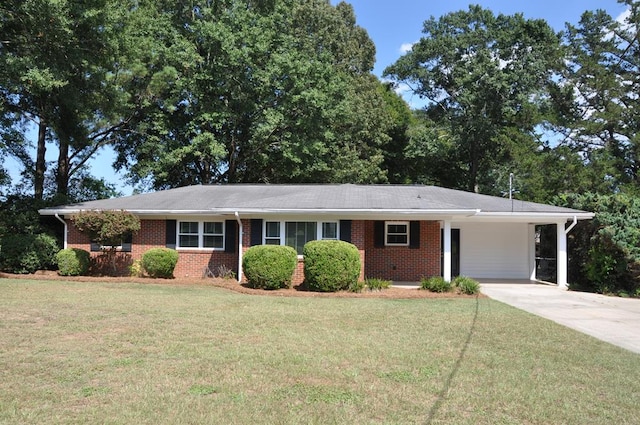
top-left (374, 221), bottom-right (385, 248)
top-left (409, 221), bottom-right (420, 249)
top-left (339, 220), bottom-right (352, 243)
top-left (166, 220), bottom-right (177, 249)
top-left (225, 220), bottom-right (236, 253)
top-left (250, 219), bottom-right (263, 246)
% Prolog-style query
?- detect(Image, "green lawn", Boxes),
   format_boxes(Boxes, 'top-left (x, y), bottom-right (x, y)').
top-left (0, 279), bottom-right (638, 424)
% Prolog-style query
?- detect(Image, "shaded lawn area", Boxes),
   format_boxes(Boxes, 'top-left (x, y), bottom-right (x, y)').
top-left (0, 279), bottom-right (638, 425)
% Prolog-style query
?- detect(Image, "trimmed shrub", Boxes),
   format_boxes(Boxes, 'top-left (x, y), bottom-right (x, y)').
top-left (303, 240), bottom-right (361, 292)
top-left (56, 248), bottom-right (90, 276)
top-left (0, 233), bottom-right (59, 274)
top-left (142, 248), bottom-right (179, 278)
top-left (366, 278), bottom-right (392, 291)
top-left (420, 276), bottom-right (452, 293)
top-left (243, 245), bottom-right (298, 289)
top-left (453, 276), bottom-right (480, 295)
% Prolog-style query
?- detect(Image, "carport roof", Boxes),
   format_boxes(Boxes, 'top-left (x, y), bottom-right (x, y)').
top-left (39, 184), bottom-right (593, 220)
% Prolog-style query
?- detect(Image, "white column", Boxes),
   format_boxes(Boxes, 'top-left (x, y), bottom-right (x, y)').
top-left (557, 221), bottom-right (568, 290)
top-left (443, 220), bottom-right (452, 282)
top-left (529, 224), bottom-right (536, 281)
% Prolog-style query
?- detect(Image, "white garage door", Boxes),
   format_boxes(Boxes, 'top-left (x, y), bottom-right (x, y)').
top-left (454, 222), bottom-right (530, 279)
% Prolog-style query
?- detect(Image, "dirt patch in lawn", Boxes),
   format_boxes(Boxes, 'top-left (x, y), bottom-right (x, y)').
top-left (0, 271), bottom-right (483, 299)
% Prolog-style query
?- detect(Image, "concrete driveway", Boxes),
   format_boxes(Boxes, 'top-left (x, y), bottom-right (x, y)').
top-left (480, 282), bottom-right (640, 354)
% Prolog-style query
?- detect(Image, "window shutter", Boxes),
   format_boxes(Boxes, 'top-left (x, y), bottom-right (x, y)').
top-left (374, 221), bottom-right (385, 248)
top-left (250, 219), bottom-right (263, 246)
top-left (409, 221), bottom-right (420, 249)
top-left (166, 220), bottom-right (177, 249)
top-left (339, 220), bottom-right (352, 243)
top-left (225, 220), bottom-right (236, 253)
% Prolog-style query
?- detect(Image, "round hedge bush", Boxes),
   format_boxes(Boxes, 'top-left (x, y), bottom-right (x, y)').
top-left (243, 245), bottom-right (298, 290)
top-left (142, 248), bottom-right (179, 278)
top-left (56, 248), bottom-right (90, 276)
top-left (0, 233), bottom-right (59, 274)
top-left (303, 240), bottom-right (361, 292)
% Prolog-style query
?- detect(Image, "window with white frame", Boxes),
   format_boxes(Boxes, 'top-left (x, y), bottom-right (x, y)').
top-left (90, 233), bottom-right (133, 252)
top-left (385, 221), bottom-right (409, 246)
top-left (178, 221), bottom-right (224, 249)
top-left (264, 221), bottom-right (339, 255)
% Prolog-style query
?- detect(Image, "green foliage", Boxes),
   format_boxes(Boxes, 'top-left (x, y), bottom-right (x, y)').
top-left (555, 192), bottom-right (640, 295)
top-left (243, 245), bottom-right (298, 290)
top-left (348, 280), bottom-right (366, 293)
top-left (453, 276), bottom-right (481, 295)
top-left (56, 248), bottom-right (90, 276)
top-left (559, 4), bottom-right (640, 193)
top-left (0, 233), bottom-right (59, 274)
top-left (113, 0), bottom-right (392, 188)
top-left (141, 248), bottom-right (179, 279)
top-left (365, 278), bottom-right (392, 291)
top-left (72, 210), bottom-right (141, 248)
top-left (385, 5), bottom-right (563, 192)
top-left (0, 0), bottom-right (136, 198)
top-left (129, 259), bottom-right (144, 277)
top-left (420, 276), bottom-right (452, 293)
top-left (303, 240), bottom-right (361, 292)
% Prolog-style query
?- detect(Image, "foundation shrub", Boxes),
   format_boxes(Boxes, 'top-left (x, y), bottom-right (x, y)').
top-left (366, 278), bottom-right (392, 291)
top-left (348, 280), bottom-right (366, 293)
top-left (303, 240), bottom-right (361, 292)
top-left (243, 245), bottom-right (298, 289)
top-left (142, 248), bottom-right (179, 278)
top-left (0, 233), bottom-right (59, 274)
top-left (56, 248), bottom-right (90, 276)
top-left (453, 276), bottom-right (480, 295)
top-left (420, 276), bottom-right (452, 293)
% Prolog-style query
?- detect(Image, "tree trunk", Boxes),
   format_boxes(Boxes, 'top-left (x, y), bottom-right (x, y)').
top-left (57, 137), bottom-right (70, 199)
top-left (35, 118), bottom-right (47, 200)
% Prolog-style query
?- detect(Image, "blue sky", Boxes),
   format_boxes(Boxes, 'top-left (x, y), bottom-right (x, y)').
top-left (337, 0), bottom-right (627, 77)
top-left (5, 0), bottom-right (629, 196)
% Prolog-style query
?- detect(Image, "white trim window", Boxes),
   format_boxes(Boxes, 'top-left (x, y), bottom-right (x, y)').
top-left (385, 221), bottom-right (409, 246)
top-left (178, 221), bottom-right (224, 249)
top-left (264, 221), bottom-right (339, 255)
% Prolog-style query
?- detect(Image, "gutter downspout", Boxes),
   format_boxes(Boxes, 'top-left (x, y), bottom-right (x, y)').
top-left (234, 212), bottom-right (243, 282)
top-left (565, 215), bottom-right (578, 235)
top-left (55, 214), bottom-right (68, 249)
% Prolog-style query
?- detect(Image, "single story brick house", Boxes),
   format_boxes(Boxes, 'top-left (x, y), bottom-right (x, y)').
top-left (39, 184), bottom-right (593, 288)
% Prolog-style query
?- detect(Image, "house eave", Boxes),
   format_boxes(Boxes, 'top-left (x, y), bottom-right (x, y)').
top-left (40, 208), bottom-right (482, 218)
top-left (464, 211), bottom-right (595, 223)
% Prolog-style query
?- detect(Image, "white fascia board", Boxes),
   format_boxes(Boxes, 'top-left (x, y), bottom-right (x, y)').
top-left (40, 208), bottom-right (481, 218)
top-left (467, 211), bottom-right (594, 222)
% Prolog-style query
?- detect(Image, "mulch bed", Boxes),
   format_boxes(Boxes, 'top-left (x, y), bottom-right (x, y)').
top-left (0, 271), bottom-right (483, 300)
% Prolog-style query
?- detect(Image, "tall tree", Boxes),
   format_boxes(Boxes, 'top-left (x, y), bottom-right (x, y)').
top-left (113, 0), bottom-right (392, 189)
top-left (0, 0), bottom-right (147, 200)
top-left (384, 5), bottom-right (564, 193)
top-left (556, 0), bottom-right (640, 193)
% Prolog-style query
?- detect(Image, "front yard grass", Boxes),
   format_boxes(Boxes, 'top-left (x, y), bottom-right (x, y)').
top-left (0, 278), bottom-right (638, 424)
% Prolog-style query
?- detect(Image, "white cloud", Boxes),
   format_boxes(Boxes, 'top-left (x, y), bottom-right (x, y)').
top-left (399, 42), bottom-right (415, 54)
top-left (616, 8), bottom-right (631, 26)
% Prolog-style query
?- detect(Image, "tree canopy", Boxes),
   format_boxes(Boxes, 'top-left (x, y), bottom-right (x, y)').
top-left (111, 0), bottom-right (392, 189)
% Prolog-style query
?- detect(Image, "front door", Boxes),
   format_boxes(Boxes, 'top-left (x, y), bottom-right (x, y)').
top-left (441, 228), bottom-right (460, 278)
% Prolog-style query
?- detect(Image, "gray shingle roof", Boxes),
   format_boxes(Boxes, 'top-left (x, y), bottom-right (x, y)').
top-left (40, 184), bottom-right (591, 218)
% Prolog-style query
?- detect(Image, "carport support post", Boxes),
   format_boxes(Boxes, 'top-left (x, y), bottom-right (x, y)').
top-left (443, 220), bottom-right (452, 282)
top-left (557, 221), bottom-right (568, 290)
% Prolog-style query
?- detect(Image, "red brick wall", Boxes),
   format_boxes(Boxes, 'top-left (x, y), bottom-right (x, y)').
top-left (67, 218), bottom-right (239, 278)
top-left (66, 217), bottom-right (440, 283)
top-left (364, 220), bottom-right (441, 282)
